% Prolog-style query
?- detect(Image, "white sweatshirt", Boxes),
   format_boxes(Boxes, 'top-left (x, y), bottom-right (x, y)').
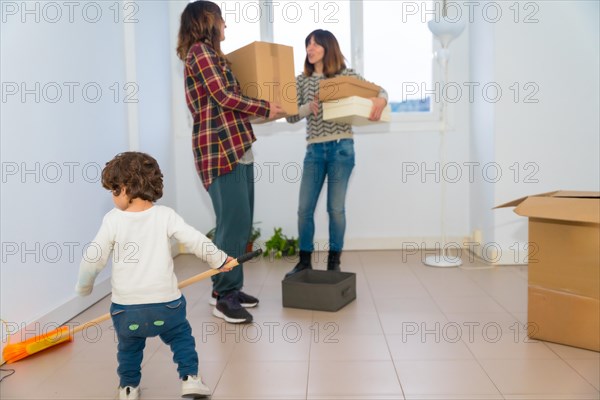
top-left (75, 205), bottom-right (227, 305)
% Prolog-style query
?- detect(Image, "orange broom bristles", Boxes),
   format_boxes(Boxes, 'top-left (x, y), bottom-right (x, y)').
top-left (3, 326), bottom-right (72, 363)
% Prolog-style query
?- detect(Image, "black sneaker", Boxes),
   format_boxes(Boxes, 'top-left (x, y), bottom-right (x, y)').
top-left (212, 291), bottom-right (253, 324)
top-left (209, 290), bottom-right (258, 308)
top-left (237, 291), bottom-right (259, 308)
top-left (208, 290), bottom-right (218, 306)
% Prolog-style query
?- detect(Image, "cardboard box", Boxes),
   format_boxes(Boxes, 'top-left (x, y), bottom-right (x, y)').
top-left (282, 270), bottom-right (356, 312)
top-left (319, 76), bottom-right (381, 101)
top-left (528, 286), bottom-right (599, 351)
top-left (496, 191), bottom-right (600, 351)
top-left (227, 41), bottom-right (298, 116)
top-left (322, 96), bottom-right (391, 126)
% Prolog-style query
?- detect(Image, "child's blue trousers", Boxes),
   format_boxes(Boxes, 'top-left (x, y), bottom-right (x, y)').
top-left (110, 296), bottom-right (198, 387)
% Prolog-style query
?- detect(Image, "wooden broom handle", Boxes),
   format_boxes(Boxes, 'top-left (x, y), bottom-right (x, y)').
top-left (179, 249), bottom-right (262, 287)
top-left (72, 313), bottom-right (113, 335)
top-left (71, 249), bottom-right (262, 335)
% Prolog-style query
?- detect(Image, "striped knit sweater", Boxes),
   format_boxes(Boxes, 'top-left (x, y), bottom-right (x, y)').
top-left (286, 69), bottom-right (388, 143)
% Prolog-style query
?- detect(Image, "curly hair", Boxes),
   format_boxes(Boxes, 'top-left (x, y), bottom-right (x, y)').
top-left (176, 1), bottom-right (225, 61)
top-left (101, 152), bottom-right (163, 202)
top-left (303, 29), bottom-right (347, 78)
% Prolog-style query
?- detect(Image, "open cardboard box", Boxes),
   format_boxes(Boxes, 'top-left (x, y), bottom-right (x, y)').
top-left (227, 41), bottom-right (298, 116)
top-left (496, 191), bottom-right (600, 351)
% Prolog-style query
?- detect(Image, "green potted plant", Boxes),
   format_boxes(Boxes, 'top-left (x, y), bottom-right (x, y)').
top-left (263, 227), bottom-right (299, 259)
top-left (206, 222), bottom-right (261, 252)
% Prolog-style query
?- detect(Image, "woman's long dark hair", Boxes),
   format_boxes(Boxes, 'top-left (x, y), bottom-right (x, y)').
top-left (177, 1), bottom-right (225, 60)
top-left (303, 29), bottom-right (347, 77)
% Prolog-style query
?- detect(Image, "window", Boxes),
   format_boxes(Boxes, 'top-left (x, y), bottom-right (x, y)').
top-left (218, 1), bottom-right (261, 53)
top-left (269, 0), bottom-right (436, 117)
top-left (271, 1), bottom-right (351, 75)
top-left (363, 1), bottom-right (434, 113)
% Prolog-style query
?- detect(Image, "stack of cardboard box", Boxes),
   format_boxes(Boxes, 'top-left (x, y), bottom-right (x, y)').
top-left (497, 191), bottom-right (600, 351)
top-left (319, 76), bottom-right (391, 126)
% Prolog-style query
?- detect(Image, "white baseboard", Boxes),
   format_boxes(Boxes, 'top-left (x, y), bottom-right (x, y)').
top-left (174, 236), bottom-right (525, 266)
top-left (0, 277), bottom-right (112, 365)
top-left (175, 236), bottom-right (467, 254)
top-left (341, 236), bottom-right (467, 251)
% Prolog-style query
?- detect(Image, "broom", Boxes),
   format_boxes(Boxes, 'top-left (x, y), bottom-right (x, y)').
top-left (2, 249), bottom-right (262, 364)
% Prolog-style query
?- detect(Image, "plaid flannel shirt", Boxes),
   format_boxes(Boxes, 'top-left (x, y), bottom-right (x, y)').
top-left (184, 42), bottom-right (270, 190)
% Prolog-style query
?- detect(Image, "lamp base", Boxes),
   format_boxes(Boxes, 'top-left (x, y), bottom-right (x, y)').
top-left (424, 255), bottom-right (462, 268)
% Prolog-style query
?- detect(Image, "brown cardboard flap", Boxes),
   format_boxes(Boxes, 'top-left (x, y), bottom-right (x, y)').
top-left (550, 191), bottom-right (600, 199)
top-left (494, 191), bottom-right (559, 209)
top-left (515, 197), bottom-right (600, 223)
top-left (318, 76), bottom-right (381, 101)
top-left (495, 190), bottom-right (600, 223)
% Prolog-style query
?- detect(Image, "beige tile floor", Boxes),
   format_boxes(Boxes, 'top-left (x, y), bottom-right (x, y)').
top-left (1, 250), bottom-right (599, 399)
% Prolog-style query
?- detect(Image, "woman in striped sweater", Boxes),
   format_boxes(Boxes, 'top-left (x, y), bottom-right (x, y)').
top-left (285, 29), bottom-right (388, 277)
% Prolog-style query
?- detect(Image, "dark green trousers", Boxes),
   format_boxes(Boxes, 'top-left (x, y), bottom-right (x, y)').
top-left (207, 163), bottom-right (254, 295)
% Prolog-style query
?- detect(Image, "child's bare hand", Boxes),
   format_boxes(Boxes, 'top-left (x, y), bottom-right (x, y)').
top-left (219, 256), bottom-right (236, 272)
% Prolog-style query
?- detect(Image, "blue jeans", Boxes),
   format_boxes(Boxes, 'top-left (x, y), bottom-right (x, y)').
top-left (110, 296), bottom-right (198, 387)
top-left (298, 139), bottom-right (355, 252)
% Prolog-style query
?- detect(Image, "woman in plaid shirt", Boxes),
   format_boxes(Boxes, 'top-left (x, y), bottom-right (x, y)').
top-left (177, 1), bottom-right (285, 324)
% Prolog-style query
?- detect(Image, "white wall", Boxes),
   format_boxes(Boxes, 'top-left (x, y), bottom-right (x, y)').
top-left (469, 1), bottom-right (600, 264)
top-left (0, 1), bottom-right (174, 354)
top-left (1, 2), bottom-right (126, 346)
top-left (134, 1), bottom-right (176, 206)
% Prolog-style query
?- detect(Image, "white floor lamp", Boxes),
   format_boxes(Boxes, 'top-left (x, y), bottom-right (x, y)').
top-left (424, 7), bottom-right (466, 268)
